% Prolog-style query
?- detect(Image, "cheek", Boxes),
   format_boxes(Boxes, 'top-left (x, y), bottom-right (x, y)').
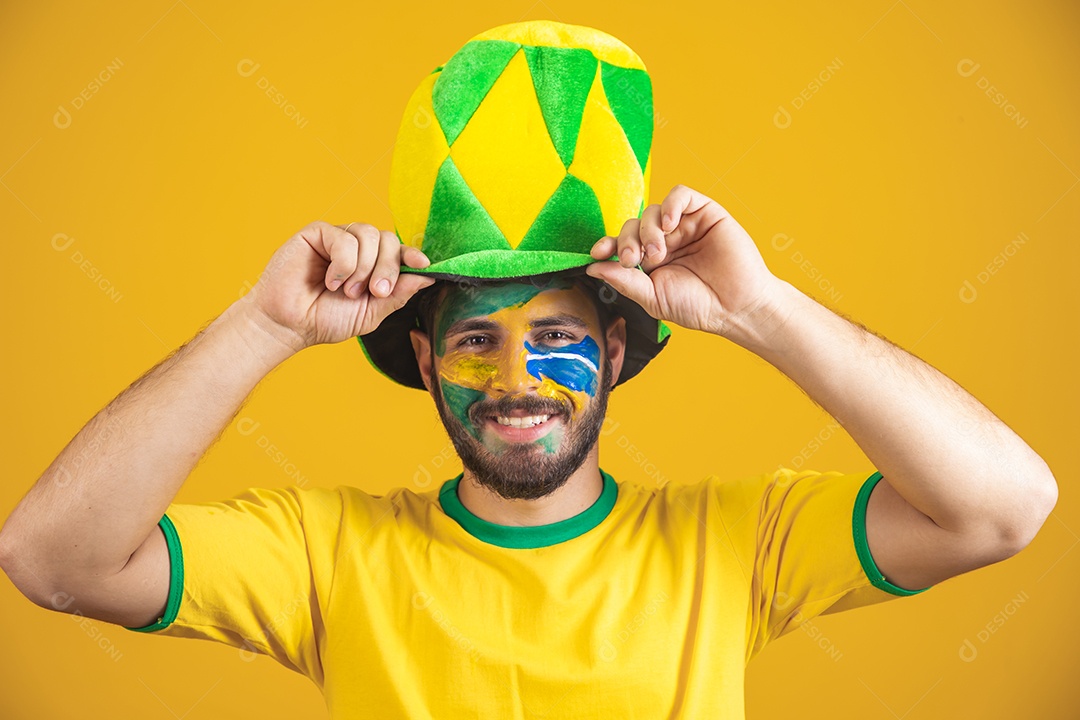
top-left (526, 335), bottom-right (601, 410)
top-left (438, 353), bottom-right (499, 391)
top-left (536, 378), bottom-right (589, 415)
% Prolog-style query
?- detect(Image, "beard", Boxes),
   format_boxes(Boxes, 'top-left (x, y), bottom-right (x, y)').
top-left (430, 354), bottom-right (613, 502)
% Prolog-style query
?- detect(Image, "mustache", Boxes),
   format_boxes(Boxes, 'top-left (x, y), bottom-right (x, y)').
top-left (468, 394), bottom-right (571, 423)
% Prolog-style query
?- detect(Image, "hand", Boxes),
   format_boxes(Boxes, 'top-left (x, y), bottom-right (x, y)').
top-left (242, 220), bottom-right (435, 351)
top-left (585, 184), bottom-right (787, 343)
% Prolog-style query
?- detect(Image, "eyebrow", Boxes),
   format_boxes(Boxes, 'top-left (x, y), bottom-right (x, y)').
top-left (443, 314), bottom-right (588, 337)
top-left (529, 315), bottom-right (588, 331)
top-left (443, 318), bottom-right (500, 337)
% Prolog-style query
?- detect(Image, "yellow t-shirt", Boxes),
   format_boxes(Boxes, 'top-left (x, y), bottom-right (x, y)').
top-left (125, 467), bottom-right (931, 718)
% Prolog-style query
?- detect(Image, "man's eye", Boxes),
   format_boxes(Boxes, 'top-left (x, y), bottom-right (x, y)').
top-left (459, 335), bottom-right (490, 347)
top-left (540, 331), bottom-right (574, 343)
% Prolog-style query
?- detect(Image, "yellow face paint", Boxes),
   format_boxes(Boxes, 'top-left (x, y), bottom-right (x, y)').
top-left (537, 376), bottom-right (584, 414)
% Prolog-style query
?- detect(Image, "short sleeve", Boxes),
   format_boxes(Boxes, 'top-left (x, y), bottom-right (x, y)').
top-left (747, 467), bottom-right (931, 660)
top-left (123, 486), bottom-right (339, 685)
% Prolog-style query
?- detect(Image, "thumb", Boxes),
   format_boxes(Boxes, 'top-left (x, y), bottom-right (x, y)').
top-left (365, 272), bottom-right (437, 327)
top-left (584, 262), bottom-right (659, 318)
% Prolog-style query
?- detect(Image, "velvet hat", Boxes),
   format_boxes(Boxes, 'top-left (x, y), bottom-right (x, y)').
top-left (358, 20), bottom-right (672, 388)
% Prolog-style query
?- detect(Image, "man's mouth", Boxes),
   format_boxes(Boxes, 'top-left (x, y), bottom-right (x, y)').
top-left (493, 414), bottom-right (551, 428)
top-left (481, 410), bottom-right (565, 443)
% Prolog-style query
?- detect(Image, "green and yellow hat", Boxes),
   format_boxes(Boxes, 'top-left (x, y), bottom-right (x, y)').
top-left (358, 20), bottom-right (672, 388)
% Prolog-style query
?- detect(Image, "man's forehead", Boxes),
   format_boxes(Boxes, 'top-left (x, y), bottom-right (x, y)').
top-left (434, 279), bottom-right (594, 331)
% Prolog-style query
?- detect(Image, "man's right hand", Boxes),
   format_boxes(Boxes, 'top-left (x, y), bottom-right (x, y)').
top-left (0, 220), bottom-right (439, 630)
top-left (243, 220), bottom-right (436, 352)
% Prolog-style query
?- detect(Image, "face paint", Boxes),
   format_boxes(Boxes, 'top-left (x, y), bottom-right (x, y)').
top-left (433, 281), bottom-right (601, 455)
top-left (525, 335), bottom-right (601, 397)
top-left (439, 380), bottom-right (486, 439)
top-left (435, 283), bottom-right (549, 356)
top-left (425, 280), bottom-right (615, 501)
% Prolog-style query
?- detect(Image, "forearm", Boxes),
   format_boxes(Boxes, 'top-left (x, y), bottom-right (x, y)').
top-left (728, 279), bottom-right (1056, 541)
top-left (0, 299), bottom-right (297, 586)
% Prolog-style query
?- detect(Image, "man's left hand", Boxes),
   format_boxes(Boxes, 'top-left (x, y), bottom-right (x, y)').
top-left (585, 184), bottom-right (787, 343)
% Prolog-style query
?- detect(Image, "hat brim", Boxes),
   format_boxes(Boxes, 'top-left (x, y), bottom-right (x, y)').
top-left (403, 249), bottom-right (599, 279)
top-left (357, 253), bottom-right (671, 390)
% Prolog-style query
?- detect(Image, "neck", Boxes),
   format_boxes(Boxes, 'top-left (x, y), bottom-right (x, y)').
top-left (456, 447), bottom-right (604, 526)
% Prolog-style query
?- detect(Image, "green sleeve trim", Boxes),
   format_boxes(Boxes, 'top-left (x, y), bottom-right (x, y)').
top-left (852, 472), bottom-right (932, 596)
top-left (126, 514), bottom-right (184, 632)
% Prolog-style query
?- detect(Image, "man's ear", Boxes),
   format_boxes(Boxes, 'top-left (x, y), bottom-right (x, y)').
top-left (409, 328), bottom-right (434, 393)
top-left (604, 315), bottom-right (628, 389)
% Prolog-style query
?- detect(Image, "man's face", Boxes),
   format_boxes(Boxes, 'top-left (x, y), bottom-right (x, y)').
top-left (412, 279), bottom-right (625, 501)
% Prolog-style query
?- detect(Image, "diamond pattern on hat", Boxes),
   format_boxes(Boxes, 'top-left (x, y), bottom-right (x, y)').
top-left (523, 45), bottom-right (597, 168)
top-left (450, 49), bottom-right (568, 248)
top-left (423, 156), bottom-right (510, 263)
top-left (518, 173), bottom-right (605, 252)
top-left (389, 71), bottom-right (451, 249)
top-left (567, 63), bottom-right (643, 237)
top-left (431, 39), bottom-right (521, 147)
top-left (600, 61), bottom-right (653, 172)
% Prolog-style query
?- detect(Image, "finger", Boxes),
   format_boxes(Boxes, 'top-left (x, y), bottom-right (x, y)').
top-left (366, 273), bottom-right (437, 327)
top-left (369, 230), bottom-right (402, 298)
top-left (583, 263), bottom-right (660, 319)
top-left (302, 222), bottom-right (357, 292)
top-left (638, 204), bottom-right (667, 270)
top-left (344, 223), bottom-right (380, 298)
top-left (660, 184), bottom-right (712, 233)
top-left (615, 218), bottom-right (643, 268)
top-left (590, 235), bottom-right (617, 260)
top-left (299, 220), bottom-right (348, 261)
top-left (401, 244), bottom-right (431, 269)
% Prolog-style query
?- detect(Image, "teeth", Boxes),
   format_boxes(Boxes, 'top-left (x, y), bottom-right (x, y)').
top-left (494, 414), bottom-right (550, 428)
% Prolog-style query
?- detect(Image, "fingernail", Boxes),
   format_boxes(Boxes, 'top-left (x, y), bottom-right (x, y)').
top-left (646, 244), bottom-right (660, 259)
top-left (375, 278), bottom-right (390, 295)
top-left (348, 283), bottom-right (361, 296)
top-left (328, 279), bottom-right (342, 291)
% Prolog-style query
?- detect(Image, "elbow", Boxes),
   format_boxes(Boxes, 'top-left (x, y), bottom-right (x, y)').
top-left (0, 524), bottom-right (69, 612)
top-left (996, 462), bottom-right (1058, 556)
top-left (0, 519), bottom-right (21, 585)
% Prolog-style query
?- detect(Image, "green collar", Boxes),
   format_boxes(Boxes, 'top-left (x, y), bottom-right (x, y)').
top-left (438, 469), bottom-right (618, 549)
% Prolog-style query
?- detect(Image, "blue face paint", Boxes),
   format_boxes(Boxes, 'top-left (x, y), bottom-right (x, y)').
top-left (524, 335), bottom-right (601, 397)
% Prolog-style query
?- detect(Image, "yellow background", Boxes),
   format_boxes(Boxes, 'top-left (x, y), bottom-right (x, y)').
top-left (2, 0), bottom-right (1077, 717)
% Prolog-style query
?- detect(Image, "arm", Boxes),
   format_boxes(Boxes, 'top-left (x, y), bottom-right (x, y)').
top-left (725, 279), bottom-right (1056, 587)
top-left (587, 185), bottom-right (1057, 591)
top-left (0, 301), bottom-right (295, 627)
top-left (0, 221), bottom-right (434, 628)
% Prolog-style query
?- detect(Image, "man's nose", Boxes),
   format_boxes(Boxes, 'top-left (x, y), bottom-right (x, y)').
top-left (489, 343), bottom-right (539, 395)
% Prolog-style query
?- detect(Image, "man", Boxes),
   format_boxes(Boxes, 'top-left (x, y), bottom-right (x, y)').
top-left (0, 20), bottom-right (1056, 719)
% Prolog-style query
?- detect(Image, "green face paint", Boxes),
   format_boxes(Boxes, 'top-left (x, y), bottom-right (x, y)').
top-left (439, 380), bottom-right (486, 439)
top-left (433, 280), bottom-right (574, 356)
top-left (535, 424), bottom-right (564, 454)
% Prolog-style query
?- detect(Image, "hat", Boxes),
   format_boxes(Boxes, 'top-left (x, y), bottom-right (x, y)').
top-left (358, 19), bottom-right (671, 389)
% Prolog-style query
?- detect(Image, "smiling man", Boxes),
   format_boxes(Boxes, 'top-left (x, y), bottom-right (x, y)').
top-left (415, 278), bottom-right (622, 509)
top-left (0, 19), bottom-right (1057, 720)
